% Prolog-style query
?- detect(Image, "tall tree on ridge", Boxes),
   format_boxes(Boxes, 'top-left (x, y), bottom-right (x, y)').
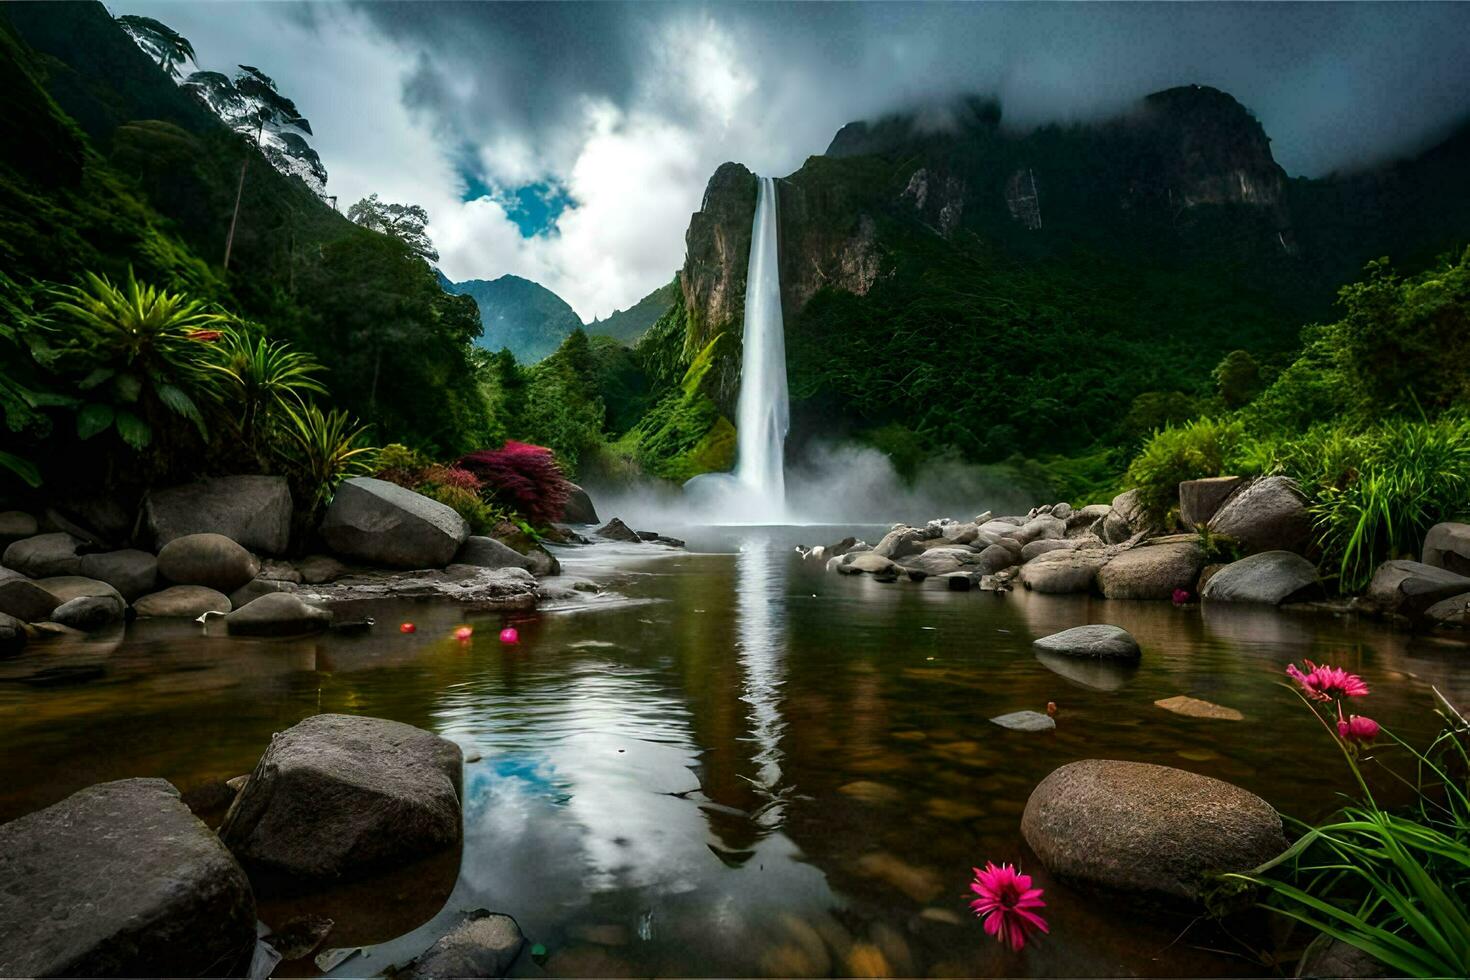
top-left (116, 15), bottom-right (196, 78)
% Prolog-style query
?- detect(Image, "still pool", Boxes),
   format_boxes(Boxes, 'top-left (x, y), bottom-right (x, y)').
top-left (1, 526), bottom-right (1463, 977)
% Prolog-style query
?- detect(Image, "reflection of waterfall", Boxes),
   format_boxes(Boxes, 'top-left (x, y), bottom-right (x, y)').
top-left (735, 537), bottom-right (789, 827)
top-left (684, 175), bottom-right (789, 524)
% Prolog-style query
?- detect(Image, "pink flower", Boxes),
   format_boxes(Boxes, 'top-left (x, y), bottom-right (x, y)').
top-left (970, 862), bottom-right (1048, 951)
top-left (1285, 659), bottom-right (1370, 701)
top-left (454, 625), bottom-right (473, 642)
top-left (399, 622), bottom-right (416, 634)
top-left (499, 627), bottom-right (519, 645)
top-left (1337, 714), bottom-right (1380, 744)
top-left (1172, 588), bottom-right (1191, 605)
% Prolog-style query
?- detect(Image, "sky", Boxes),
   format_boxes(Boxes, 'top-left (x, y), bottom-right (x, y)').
top-left (120, 1), bottom-right (1470, 321)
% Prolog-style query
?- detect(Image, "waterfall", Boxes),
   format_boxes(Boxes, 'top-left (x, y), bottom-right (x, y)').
top-left (732, 176), bottom-right (789, 517)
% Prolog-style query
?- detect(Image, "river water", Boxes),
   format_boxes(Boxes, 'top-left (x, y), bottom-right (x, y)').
top-left (0, 525), bottom-right (1462, 977)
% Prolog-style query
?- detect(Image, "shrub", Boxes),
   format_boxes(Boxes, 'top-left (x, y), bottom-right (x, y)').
top-left (278, 401), bottom-right (377, 512)
top-left (1125, 417), bottom-right (1247, 519)
top-left (417, 464), bottom-right (483, 494)
top-left (459, 441), bottom-right (570, 527)
top-left (418, 483), bottom-right (501, 535)
top-left (202, 323), bottom-right (325, 467)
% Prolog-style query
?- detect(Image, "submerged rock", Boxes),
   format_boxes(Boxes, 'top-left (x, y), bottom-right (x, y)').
top-left (595, 518), bottom-right (642, 543)
top-left (1032, 624), bottom-right (1141, 661)
top-left (157, 532), bottom-right (259, 592)
top-left (134, 584), bottom-right (232, 618)
top-left (398, 910), bottom-right (526, 980)
top-left (1021, 759), bottom-right (1286, 900)
top-left (456, 536), bottom-right (536, 572)
top-left (1154, 695), bottom-right (1244, 721)
top-left (1033, 649), bottom-right (1134, 691)
top-left (220, 714), bottom-right (463, 882)
top-left (0, 777), bottom-right (256, 977)
top-left (1365, 559), bottom-right (1470, 617)
top-left (146, 475), bottom-right (293, 554)
top-left (989, 710), bottom-right (1056, 732)
top-left (322, 478), bottom-right (470, 569)
top-left (225, 593), bottom-right (332, 637)
top-left (1200, 551), bottom-right (1321, 605)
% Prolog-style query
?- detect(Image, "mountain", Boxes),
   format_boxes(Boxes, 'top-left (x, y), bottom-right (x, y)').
top-left (447, 275), bottom-right (676, 362)
top-left (637, 85), bottom-right (1470, 477)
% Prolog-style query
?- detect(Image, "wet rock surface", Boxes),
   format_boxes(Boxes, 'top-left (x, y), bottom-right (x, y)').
top-left (133, 584), bottom-right (232, 618)
top-left (1201, 550), bottom-right (1322, 605)
top-left (321, 477), bottom-right (470, 569)
top-left (145, 475), bottom-right (293, 554)
top-left (398, 910), bottom-right (526, 980)
top-left (157, 532), bottom-right (259, 593)
top-left (1032, 624), bottom-right (1141, 661)
top-left (225, 592), bottom-right (332, 637)
top-left (302, 565), bottom-right (540, 609)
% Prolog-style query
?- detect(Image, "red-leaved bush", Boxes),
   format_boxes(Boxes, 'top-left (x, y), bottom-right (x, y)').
top-left (417, 464), bottom-right (484, 493)
top-left (458, 441), bottom-right (570, 526)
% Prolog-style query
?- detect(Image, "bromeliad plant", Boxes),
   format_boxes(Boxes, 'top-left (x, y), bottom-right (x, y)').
top-left (1226, 663), bottom-right (1470, 978)
top-left (203, 323), bottom-right (327, 467)
top-left (278, 400), bottom-right (377, 513)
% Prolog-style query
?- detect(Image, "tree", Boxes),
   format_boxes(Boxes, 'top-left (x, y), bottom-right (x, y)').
top-left (347, 194), bottom-right (440, 263)
top-left (1213, 349), bottom-right (1264, 409)
top-left (116, 15), bottom-right (196, 79)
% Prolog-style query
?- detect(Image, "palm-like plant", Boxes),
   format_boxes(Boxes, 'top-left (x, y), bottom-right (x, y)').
top-left (278, 400), bottom-right (377, 511)
top-left (43, 269), bottom-right (226, 450)
top-left (204, 324), bottom-right (327, 463)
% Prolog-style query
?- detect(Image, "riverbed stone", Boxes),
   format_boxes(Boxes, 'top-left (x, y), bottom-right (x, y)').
top-left (229, 577), bottom-right (296, 609)
top-left (1101, 490), bottom-right (1150, 544)
top-left (1207, 476), bottom-right (1313, 555)
top-left (398, 910), bottom-right (526, 980)
top-left (456, 536), bottom-right (534, 572)
top-left (145, 475), bottom-right (293, 554)
top-left (1365, 560), bottom-right (1470, 617)
top-left (978, 543), bottom-right (1017, 573)
top-left (134, 585), bottom-right (232, 619)
top-left (157, 532), bottom-right (259, 593)
top-left (0, 777), bottom-right (256, 977)
top-left (0, 613), bottom-right (25, 656)
top-left (1033, 624), bottom-right (1140, 661)
top-left (901, 548), bottom-right (980, 576)
top-left (1021, 759), bottom-right (1286, 900)
top-left (1200, 551), bottom-right (1322, 605)
top-left (1155, 695), bottom-right (1244, 721)
top-left (1020, 538), bottom-right (1074, 562)
top-left (297, 554), bottom-right (349, 584)
top-left (322, 478), bottom-right (470, 569)
top-left (1010, 514), bottom-right (1066, 545)
top-left (77, 549), bottom-right (157, 602)
top-left (1020, 550), bottom-right (1107, 594)
top-left (33, 575), bottom-right (124, 607)
top-left (225, 593), bottom-right (332, 637)
top-left (1424, 592), bottom-right (1470, 628)
top-left (595, 517), bottom-right (642, 543)
top-left (941, 522), bottom-right (979, 544)
top-left (1178, 476), bottom-right (1245, 528)
top-left (873, 527), bottom-right (925, 559)
top-left (1067, 503), bottom-right (1110, 535)
top-left (1422, 522), bottom-right (1470, 577)
top-left (843, 551), bottom-right (899, 576)
top-left (1097, 540), bottom-right (1204, 599)
top-left (560, 483), bottom-right (599, 525)
top-left (0, 576), bottom-right (61, 622)
top-left (219, 714), bottom-right (463, 881)
top-left (0, 511), bottom-right (38, 547)
top-left (989, 710), bottom-right (1055, 732)
top-left (50, 595), bottom-right (124, 631)
top-left (2, 532), bottom-right (82, 578)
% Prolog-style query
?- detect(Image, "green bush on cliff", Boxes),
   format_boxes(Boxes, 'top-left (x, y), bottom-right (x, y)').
top-left (1126, 418), bottom-right (1247, 520)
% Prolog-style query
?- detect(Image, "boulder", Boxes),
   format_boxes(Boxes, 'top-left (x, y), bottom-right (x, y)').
top-left (157, 532), bottom-right (259, 592)
top-left (1424, 592), bottom-right (1470, 629)
top-left (398, 910), bottom-right (526, 980)
top-left (0, 612), bottom-right (25, 656)
top-left (1207, 476), bottom-right (1313, 555)
top-left (977, 543), bottom-right (1017, 573)
top-left (842, 552), bottom-right (899, 576)
top-left (519, 544), bottom-right (560, 577)
top-left (229, 577), bottom-right (296, 609)
top-left (1010, 515), bottom-right (1066, 545)
top-left (2, 532), bottom-right (82, 578)
top-left (873, 527), bottom-right (925, 559)
top-left (50, 595), bottom-right (124, 631)
top-left (1422, 522), bottom-right (1470, 577)
top-left (901, 548), bottom-right (981, 577)
top-left (134, 585), bottom-right (232, 619)
top-left (942, 572), bottom-right (975, 591)
top-left (77, 549), bottom-right (157, 602)
top-left (258, 559), bottom-right (303, 584)
top-left (1178, 476), bottom-right (1245, 528)
top-left (455, 536), bottom-right (534, 572)
top-left (1052, 502), bottom-right (1074, 520)
top-left (219, 714), bottom-right (463, 880)
top-left (1066, 503), bottom-right (1110, 536)
top-left (0, 511), bottom-right (38, 547)
top-left (1032, 624), bottom-right (1140, 662)
top-left (595, 518), bottom-right (642, 543)
top-left (1365, 560), bottom-right (1470, 617)
top-left (0, 778), bottom-right (256, 977)
top-left (0, 576), bottom-right (61, 622)
top-left (297, 554), bottom-right (348, 584)
top-left (1200, 551), bottom-right (1321, 605)
top-left (1020, 539), bottom-right (1074, 563)
top-left (225, 593), bottom-right (332, 637)
top-left (940, 522), bottom-right (979, 545)
top-left (1101, 490), bottom-right (1149, 545)
top-left (32, 575), bottom-right (124, 607)
top-left (1097, 541), bottom-right (1205, 599)
top-left (1021, 760), bottom-right (1286, 900)
top-left (1019, 551), bottom-right (1107, 594)
top-left (560, 483), bottom-right (599, 525)
top-left (322, 478), bottom-right (470, 569)
top-left (145, 475), bottom-right (293, 554)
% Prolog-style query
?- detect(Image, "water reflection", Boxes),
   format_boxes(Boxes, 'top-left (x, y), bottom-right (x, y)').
top-left (734, 538), bottom-right (789, 828)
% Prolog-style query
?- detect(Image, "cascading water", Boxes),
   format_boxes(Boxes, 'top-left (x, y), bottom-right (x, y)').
top-left (685, 175), bottom-right (790, 523)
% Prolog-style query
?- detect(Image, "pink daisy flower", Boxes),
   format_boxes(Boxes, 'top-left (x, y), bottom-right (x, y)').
top-left (970, 862), bottom-right (1048, 951)
top-left (1285, 659), bottom-right (1370, 701)
top-left (1337, 714), bottom-right (1381, 744)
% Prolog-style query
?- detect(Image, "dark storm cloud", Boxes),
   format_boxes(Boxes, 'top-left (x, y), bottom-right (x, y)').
top-left (348, 0), bottom-right (1470, 178)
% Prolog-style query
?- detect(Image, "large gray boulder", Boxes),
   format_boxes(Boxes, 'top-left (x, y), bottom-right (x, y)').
top-left (398, 911), bottom-right (526, 980)
top-left (133, 585), bottom-right (232, 619)
top-left (219, 714), bottom-right (463, 880)
top-left (229, 577), bottom-right (296, 609)
top-left (1178, 476), bottom-right (1245, 528)
top-left (321, 478), bottom-right (470, 569)
top-left (901, 548), bottom-right (981, 576)
top-left (1365, 560), bottom-right (1470, 617)
top-left (32, 575), bottom-right (124, 608)
top-left (594, 517), bottom-right (642, 542)
top-left (2, 532), bottom-right (82, 578)
top-left (1208, 476), bottom-right (1313, 555)
top-left (157, 532), bottom-right (259, 592)
top-left (1020, 538), bottom-right (1074, 562)
top-left (559, 483), bottom-right (599, 525)
top-left (1021, 760), bottom-right (1286, 900)
top-left (50, 595), bottom-right (124, 631)
top-left (1101, 490), bottom-right (1150, 544)
top-left (1019, 550), bottom-right (1107, 594)
top-left (1424, 592), bottom-right (1470, 629)
top-left (1066, 504), bottom-right (1111, 538)
top-left (1097, 540), bottom-right (1205, 599)
top-left (0, 576), bottom-right (62, 622)
top-left (0, 778), bottom-right (256, 977)
top-left (77, 549), bottom-right (157, 602)
top-left (873, 527), bottom-right (925, 559)
top-left (839, 551), bottom-right (899, 576)
top-left (455, 536), bottom-right (534, 572)
top-left (1032, 624), bottom-right (1140, 661)
top-left (225, 593), bottom-right (332, 637)
top-left (1201, 551), bottom-right (1321, 605)
top-left (977, 543), bottom-right (1017, 573)
top-left (1422, 522), bottom-right (1470, 577)
top-left (145, 475), bottom-right (293, 554)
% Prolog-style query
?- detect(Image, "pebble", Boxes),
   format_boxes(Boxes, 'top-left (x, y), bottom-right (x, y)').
top-left (989, 710), bottom-right (1056, 732)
